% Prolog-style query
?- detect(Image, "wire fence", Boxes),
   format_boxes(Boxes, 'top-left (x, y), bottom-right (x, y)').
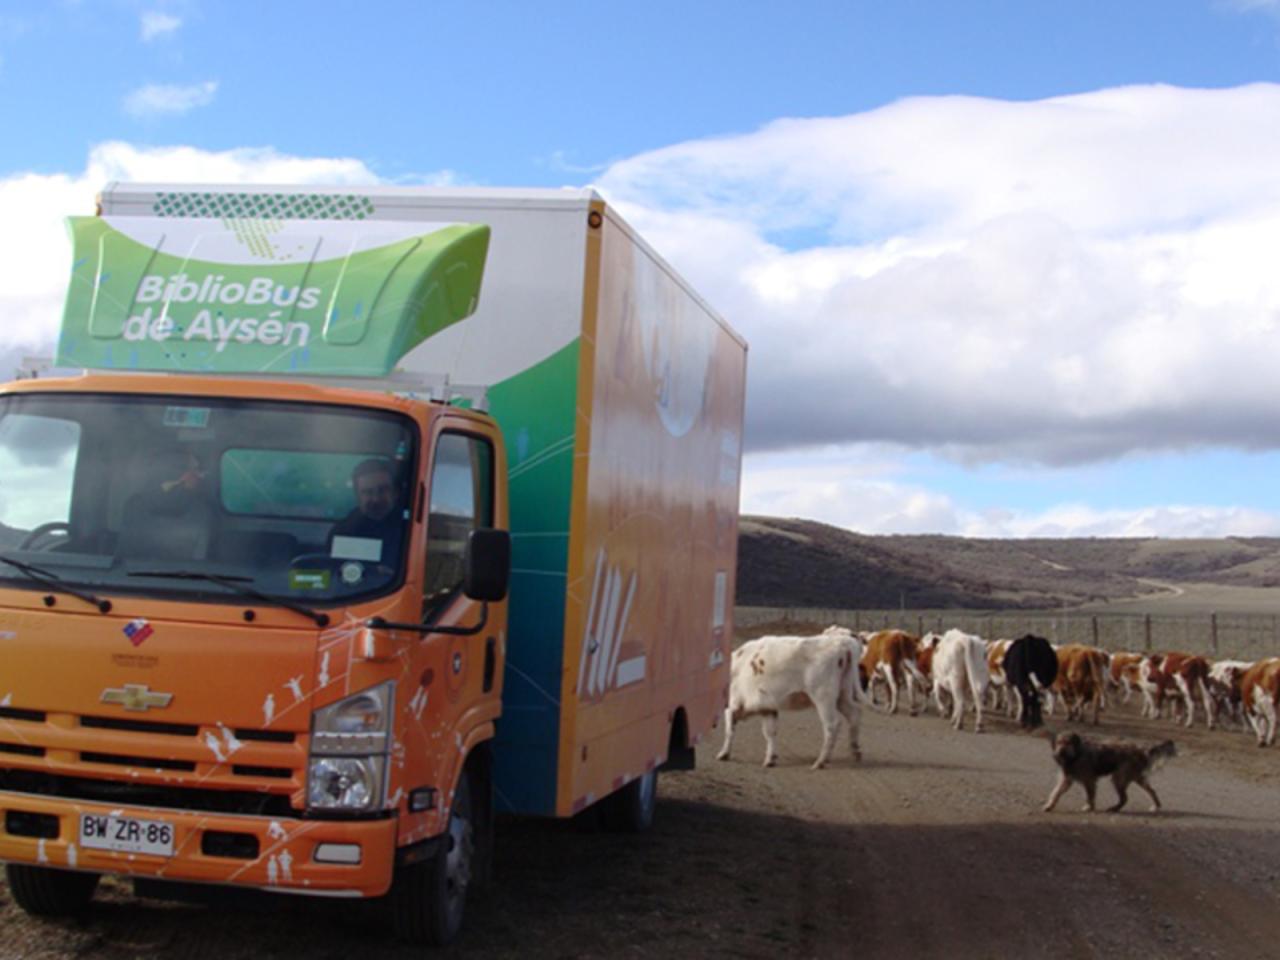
top-left (734, 606), bottom-right (1280, 661)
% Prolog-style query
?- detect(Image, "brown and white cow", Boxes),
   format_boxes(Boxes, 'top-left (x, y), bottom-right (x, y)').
top-left (1108, 652), bottom-right (1147, 705)
top-left (1053, 644), bottom-right (1108, 725)
top-left (717, 626), bottom-right (872, 769)
top-left (1207, 659), bottom-right (1252, 730)
top-left (1239, 657), bottom-right (1280, 747)
top-left (1152, 652), bottom-right (1214, 730)
top-left (986, 638), bottom-right (1013, 714)
top-left (860, 629), bottom-right (926, 716)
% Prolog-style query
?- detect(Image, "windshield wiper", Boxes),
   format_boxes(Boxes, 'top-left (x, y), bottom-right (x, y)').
top-left (0, 554), bottom-right (112, 613)
top-left (127, 570), bottom-right (330, 627)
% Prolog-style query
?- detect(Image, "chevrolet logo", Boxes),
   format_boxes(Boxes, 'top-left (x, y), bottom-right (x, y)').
top-left (101, 683), bottom-right (173, 712)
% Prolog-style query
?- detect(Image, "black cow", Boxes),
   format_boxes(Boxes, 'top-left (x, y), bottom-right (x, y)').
top-left (1002, 634), bottom-right (1058, 730)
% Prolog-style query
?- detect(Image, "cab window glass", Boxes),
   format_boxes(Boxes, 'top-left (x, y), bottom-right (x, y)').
top-left (0, 413), bottom-right (80, 535)
top-left (221, 450), bottom-right (372, 519)
top-left (424, 433), bottom-right (493, 614)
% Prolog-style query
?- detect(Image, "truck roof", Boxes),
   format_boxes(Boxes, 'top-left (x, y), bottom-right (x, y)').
top-left (0, 370), bottom-right (494, 425)
top-left (99, 183), bottom-right (604, 216)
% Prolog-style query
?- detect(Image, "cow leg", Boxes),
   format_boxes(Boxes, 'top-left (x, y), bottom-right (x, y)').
top-left (1178, 678), bottom-right (1195, 729)
top-left (950, 686), bottom-right (965, 731)
top-left (1264, 698), bottom-right (1278, 747)
top-left (1091, 689), bottom-right (1101, 726)
top-left (760, 712), bottom-right (780, 767)
top-left (1249, 708), bottom-right (1268, 747)
top-left (1200, 679), bottom-right (1215, 731)
top-left (1042, 772), bottom-right (1071, 812)
top-left (837, 693), bottom-right (862, 762)
top-left (715, 705), bottom-right (737, 761)
top-left (812, 700), bottom-right (841, 770)
top-left (1135, 775), bottom-right (1161, 812)
top-left (970, 678), bottom-right (985, 733)
top-left (880, 663), bottom-right (898, 714)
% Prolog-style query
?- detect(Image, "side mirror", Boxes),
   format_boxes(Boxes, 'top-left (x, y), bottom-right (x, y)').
top-left (463, 528), bottom-right (510, 602)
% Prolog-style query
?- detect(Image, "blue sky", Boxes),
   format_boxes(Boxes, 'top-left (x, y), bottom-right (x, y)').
top-left (4, 0), bottom-right (1280, 537)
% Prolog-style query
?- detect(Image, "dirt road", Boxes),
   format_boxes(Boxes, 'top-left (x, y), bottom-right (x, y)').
top-left (3, 700), bottom-right (1279, 959)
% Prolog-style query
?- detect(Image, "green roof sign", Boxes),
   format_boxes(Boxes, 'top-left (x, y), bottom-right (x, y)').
top-left (56, 215), bottom-right (489, 376)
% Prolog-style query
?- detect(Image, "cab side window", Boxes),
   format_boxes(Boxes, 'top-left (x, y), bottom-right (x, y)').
top-left (423, 432), bottom-right (494, 618)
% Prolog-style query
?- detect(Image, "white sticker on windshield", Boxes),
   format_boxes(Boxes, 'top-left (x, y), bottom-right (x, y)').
top-left (331, 536), bottom-right (382, 563)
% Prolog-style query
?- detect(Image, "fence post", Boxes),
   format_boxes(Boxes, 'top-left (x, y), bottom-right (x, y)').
top-left (917, 615), bottom-right (924, 637)
top-left (1091, 616), bottom-right (1099, 648)
top-left (1210, 612), bottom-right (1218, 654)
top-left (1144, 614), bottom-right (1152, 652)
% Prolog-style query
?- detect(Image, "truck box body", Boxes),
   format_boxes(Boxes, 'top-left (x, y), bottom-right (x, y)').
top-left (6, 181), bottom-right (746, 864)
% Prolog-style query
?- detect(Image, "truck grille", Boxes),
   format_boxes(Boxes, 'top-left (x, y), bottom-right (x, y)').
top-left (0, 708), bottom-right (304, 816)
top-left (0, 768), bottom-right (295, 817)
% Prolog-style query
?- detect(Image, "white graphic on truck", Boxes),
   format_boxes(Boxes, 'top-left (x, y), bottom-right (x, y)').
top-left (576, 549), bottom-right (641, 698)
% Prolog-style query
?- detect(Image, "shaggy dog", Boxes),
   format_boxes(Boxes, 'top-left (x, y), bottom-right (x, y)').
top-left (1042, 732), bottom-right (1176, 813)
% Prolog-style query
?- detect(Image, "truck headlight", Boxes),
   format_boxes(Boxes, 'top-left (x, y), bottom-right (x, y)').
top-left (307, 682), bottom-right (394, 813)
top-left (307, 756), bottom-right (387, 810)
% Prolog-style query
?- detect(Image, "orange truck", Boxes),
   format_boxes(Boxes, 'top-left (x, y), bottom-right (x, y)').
top-left (0, 185), bottom-right (746, 943)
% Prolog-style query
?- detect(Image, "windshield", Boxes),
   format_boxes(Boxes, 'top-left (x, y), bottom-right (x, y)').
top-left (0, 392), bottom-right (416, 606)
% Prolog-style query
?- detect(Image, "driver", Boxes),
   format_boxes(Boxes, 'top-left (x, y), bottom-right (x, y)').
top-left (328, 458), bottom-right (406, 566)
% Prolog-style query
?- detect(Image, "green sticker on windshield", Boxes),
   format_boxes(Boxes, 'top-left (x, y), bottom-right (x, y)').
top-left (289, 569), bottom-right (331, 591)
top-left (163, 406), bottom-right (210, 428)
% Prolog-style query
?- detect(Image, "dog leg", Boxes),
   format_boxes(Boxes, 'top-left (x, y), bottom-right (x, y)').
top-left (1106, 778), bottom-right (1129, 813)
top-left (1082, 778), bottom-right (1097, 812)
top-left (1135, 775), bottom-right (1161, 812)
top-left (1042, 772), bottom-right (1071, 812)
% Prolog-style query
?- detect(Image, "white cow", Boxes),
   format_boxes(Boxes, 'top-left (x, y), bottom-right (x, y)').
top-left (717, 626), bottom-right (870, 769)
top-left (930, 628), bottom-right (991, 733)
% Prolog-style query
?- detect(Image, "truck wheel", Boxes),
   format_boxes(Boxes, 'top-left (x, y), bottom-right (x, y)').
top-left (5, 864), bottom-right (99, 916)
top-left (390, 771), bottom-right (474, 945)
top-left (599, 768), bottom-right (658, 833)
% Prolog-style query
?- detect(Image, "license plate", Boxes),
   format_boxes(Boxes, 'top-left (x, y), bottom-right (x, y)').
top-left (79, 813), bottom-right (174, 857)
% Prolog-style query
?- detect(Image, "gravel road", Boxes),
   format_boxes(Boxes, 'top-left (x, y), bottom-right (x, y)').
top-left (3, 697), bottom-right (1278, 958)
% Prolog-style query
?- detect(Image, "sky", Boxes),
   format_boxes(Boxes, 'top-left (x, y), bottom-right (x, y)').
top-left (4, 0), bottom-right (1280, 539)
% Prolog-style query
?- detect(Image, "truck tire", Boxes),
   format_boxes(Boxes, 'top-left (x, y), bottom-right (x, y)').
top-left (599, 768), bottom-right (658, 833)
top-left (390, 771), bottom-right (474, 945)
top-left (5, 864), bottom-right (99, 916)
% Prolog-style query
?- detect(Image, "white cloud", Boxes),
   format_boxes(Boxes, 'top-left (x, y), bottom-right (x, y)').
top-left (741, 449), bottom-right (963, 534)
top-left (964, 503), bottom-right (1280, 539)
top-left (595, 84), bottom-right (1280, 468)
top-left (741, 448), bottom-right (1280, 538)
top-left (0, 142), bottom-right (383, 379)
top-left (123, 80), bottom-right (217, 118)
top-left (1221, 0), bottom-right (1280, 11)
top-left (140, 11), bottom-right (181, 42)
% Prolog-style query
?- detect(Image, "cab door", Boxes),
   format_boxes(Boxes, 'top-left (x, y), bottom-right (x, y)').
top-left (420, 423), bottom-right (506, 715)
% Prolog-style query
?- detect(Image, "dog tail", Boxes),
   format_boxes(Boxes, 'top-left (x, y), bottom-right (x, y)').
top-left (1147, 739), bottom-right (1177, 770)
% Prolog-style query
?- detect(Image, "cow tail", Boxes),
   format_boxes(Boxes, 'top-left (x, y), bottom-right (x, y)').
top-left (850, 643), bottom-right (889, 712)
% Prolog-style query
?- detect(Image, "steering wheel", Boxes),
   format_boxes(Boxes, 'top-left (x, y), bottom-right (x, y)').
top-left (19, 521), bottom-right (72, 551)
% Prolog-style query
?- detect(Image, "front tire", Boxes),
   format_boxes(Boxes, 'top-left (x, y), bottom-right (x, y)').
top-left (390, 772), bottom-right (474, 945)
top-left (599, 768), bottom-right (658, 833)
top-left (5, 864), bottom-right (99, 916)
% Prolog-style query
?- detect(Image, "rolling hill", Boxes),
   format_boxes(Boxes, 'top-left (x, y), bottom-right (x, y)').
top-left (735, 516), bottom-right (1280, 610)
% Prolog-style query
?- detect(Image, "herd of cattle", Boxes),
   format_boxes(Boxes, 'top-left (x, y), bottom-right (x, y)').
top-left (717, 625), bottom-right (1280, 769)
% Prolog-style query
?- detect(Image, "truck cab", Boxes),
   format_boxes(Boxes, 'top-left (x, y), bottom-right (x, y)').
top-left (0, 372), bottom-right (509, 944)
